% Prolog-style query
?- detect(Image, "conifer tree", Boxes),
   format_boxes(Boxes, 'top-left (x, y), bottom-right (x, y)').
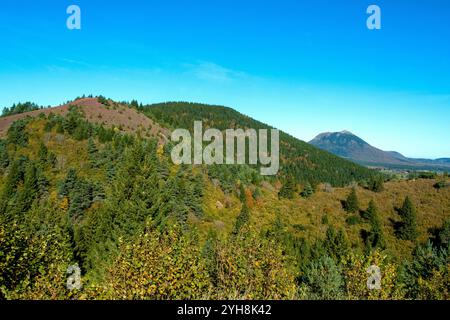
top-left (397, 196), bottom-right (418, 241)
top-left (365, 200), bottom-right (385, 250)
top-left (233, 202), bottom-right (250, 235)
top-left (301, 182), bottom-right (314, 198)
top-left (344, 188), bottom-right (359, 213)
top-left (38, 142), bottom-right (48, 166)
top-left (15, 162), bottom-right (39, 215)
top-left (369, 176), bottom-right (384, 192)
top-left (87, 138), bottom-right (98, 167)
top-left (278, 178), bottom-right (295, 199)
top-left (0, 140), bottom-right (9, 169)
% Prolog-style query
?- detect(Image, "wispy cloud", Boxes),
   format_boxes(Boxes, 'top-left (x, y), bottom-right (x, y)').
top-left (183, 61), bottom-right (248, 83)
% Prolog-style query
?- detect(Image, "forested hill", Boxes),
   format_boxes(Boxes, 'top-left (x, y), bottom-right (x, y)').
top-left (143, 102), bottom-right (377, 187)
top-left (0, 98), bottom-right (377, 187)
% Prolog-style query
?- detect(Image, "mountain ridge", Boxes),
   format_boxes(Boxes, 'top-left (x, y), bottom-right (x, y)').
top-left (0, 97), bottom-right (377, 186)
top-left (309, 130), bottom-right (450, 171)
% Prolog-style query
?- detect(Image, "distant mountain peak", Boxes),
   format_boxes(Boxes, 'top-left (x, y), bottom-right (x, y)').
top-left (309, 131), bottom-right (450, 170)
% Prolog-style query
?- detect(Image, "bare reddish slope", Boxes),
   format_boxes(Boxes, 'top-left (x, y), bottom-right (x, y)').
top-left (0, 98), bottom-right (169, 142)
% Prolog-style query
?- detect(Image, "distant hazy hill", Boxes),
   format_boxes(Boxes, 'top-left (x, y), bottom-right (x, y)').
top-left (309, 130), bottom-right (450, 171)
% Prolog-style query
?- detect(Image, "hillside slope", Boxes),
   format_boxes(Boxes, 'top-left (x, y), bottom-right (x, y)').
top-left (143, 102), bottom-right (377, 186)
top-left (0, 98), bottom-right (169, 142)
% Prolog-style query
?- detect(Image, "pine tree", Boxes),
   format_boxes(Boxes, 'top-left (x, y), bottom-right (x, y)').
top-left (324, 226), bottom-right (349, 261)
top-left (47, 152), bottom-right (57, 168)
top-left (87, 138), bottom-right (98, 155)
top-left (15, 162), bottom-right (39, 215)
top-left (233, 202), bottom-right (250, 235)
top-left (239, 183), bottom-right (247, 203)
top-left (365, 200), bottom-right (385, 250)
top-left (397, 196), bottom-right (418, 241)
top-left (130, 100), bottom-right (139, 108)
top-left (344, 188), bottom-right (359, 213)
top-left (87, 138), bottom-right (98, 167)
top-left (59, 168), bottom-right (78, 197)
top-left (278, 178), bottom-right (295, 199)
top-left (38, 142), bottom-right (48, 166)
top-left (301, 182), bottom-right (314, 198)
top-left (0, 157), bottom-right (27, 214)
top-left (0, 140), bottom-right (9, 169)
top-left (369, 176), bottom-right (384, 192)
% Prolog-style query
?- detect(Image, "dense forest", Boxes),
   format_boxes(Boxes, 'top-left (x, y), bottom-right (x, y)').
top-left (0, 98), bottom-right (449, 300)
top-left (143, 102), bottom-right (379, 187)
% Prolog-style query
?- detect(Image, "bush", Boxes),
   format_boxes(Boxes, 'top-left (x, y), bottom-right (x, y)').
top-left (86, 224), bottom-right (210, 299)
top-left (342, 250), bottom-right (404, 300)
top-left (346, 215), bottom-right (361, 225)
top-left (213, 226), bottom-right (297, 299)
top-left (433, 181), bottom-right (448, 190)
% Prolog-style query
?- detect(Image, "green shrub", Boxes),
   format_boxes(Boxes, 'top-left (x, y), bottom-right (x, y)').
top-left (346, 215), bottom-right (361, 225)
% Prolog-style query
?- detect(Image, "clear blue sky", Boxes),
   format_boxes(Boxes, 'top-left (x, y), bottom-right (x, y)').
top-left (0, 0), bottom-right (449, 158)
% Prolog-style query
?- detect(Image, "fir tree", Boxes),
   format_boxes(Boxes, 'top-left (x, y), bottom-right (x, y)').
top-left (344, 188), bottom-right (359, 213)
top-left (0, 140), bottom-right (9, 169)
top-left (278, 178), bottom-right (295, 199)
top-left (38, 142), bottom-right (48, 166)
top-left (87, 138), bottom-right (98, 167)
top-left (397, 196), bottom-right (418, 241)
top-left (301, 182), bottom-right (314, 198)
top-left (365, 200), bottom-right (385, 250)
top-left (15, 162), bottom-right (39, 215)
top-left (369, 176), bottom-right (384, 192)
top-left (233, 202), bottom-right (250, 235)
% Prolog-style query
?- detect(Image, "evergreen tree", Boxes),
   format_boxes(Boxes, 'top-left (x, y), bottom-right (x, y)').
top-left (323, 226), bottom-right (349, 261)
top-left (278, 178), bottom-right (295, 199)
top-left (201, 230), bottom-right (218, 285)
top-left (233, 202), bottom-right (250, 235)
top-left (369, 176), bottom-right (384, 192)
top-left (87, 138), bottom-right (98, 167)
top-left (47, 152), bottom-right (57, 168)
top-left (87, 138), bottom-right (98, 155)
top-left (365, 200), bottom-right (385, 250)
top-left (0, 140), bottom-right (9, 169)
top-left (59, 168), bottom-right (78, 197)
top-left (37, 142), bottom-right (48, 166)
top-left (344, 188), bottom-right (359, 213)
top-left (238, 183), bottom-right (247, 203)
top-left (7, 119), bottom-right (29, 147)
top-left (435, 219), bottom-right (450, 249)
top-left (14, 162), bottom-right (39, 215)
top-left (0, 157), bottom-right (27, 214)
top-left (300, 182), bottom-right (314, 198)
top-left (301, 255), bottom-right (344, 300)
top-left (130, 100), bottom-right (139, 108)
top-left (397, 196), bottom-right (418, 241)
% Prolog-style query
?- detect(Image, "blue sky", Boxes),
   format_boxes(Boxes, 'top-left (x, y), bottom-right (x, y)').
top-left (0, 0), bottom-right (449, 158)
